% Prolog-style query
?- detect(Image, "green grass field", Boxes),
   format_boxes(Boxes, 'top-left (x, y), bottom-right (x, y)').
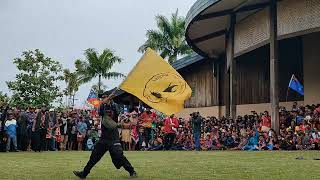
top-left (0, 151), bottom-right (319, 180)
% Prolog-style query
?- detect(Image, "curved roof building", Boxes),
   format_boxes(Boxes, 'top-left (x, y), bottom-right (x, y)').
top-left (178, 0), bottom-right (320, 132)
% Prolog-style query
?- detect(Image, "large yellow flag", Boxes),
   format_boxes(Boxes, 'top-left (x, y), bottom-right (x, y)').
top-left (120, 48), bottom-right (192, 115)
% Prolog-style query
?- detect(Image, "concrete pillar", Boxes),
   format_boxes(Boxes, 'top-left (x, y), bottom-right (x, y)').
top-left (224, 19), bottom-right (230, 118)
top-left (269, 0), bottom-right (279, 133)
top-left (228, 14), bottom-right (236, 120)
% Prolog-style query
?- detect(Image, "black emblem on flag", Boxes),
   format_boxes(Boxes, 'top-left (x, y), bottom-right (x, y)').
top-left (143, 72), bottom-right (186, 103)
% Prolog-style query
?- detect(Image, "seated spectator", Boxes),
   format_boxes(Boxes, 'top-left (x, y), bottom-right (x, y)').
top-left (211, 134), bottom-right (222, 150)
top-left (266, 137), bottom-right (274, 150)
top-left (224, 131), bottom-right (235, 148)
top-left (204, 134), bottom-right (212, 150)
top-left (182, 135), bottom-right (193, 150)
top-left (148, 136), bottom-right (163, 151)
top-left (258, 135), bottom-right (268, 150)
top-left (243, 128), bottom-right (259, 151)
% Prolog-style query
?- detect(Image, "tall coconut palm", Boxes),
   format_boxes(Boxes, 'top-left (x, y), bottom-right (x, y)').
top-left (75, 48), bottom-right (124, 94)
top-left (63, 69), bottom-right (80, 107)
top-left (138, 9), bottom-right (192, 64)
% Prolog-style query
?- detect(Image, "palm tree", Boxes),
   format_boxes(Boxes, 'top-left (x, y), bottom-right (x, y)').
top-left (75, 48), bottom-right (124, 94)
top-left (63, 69), bottom-right (80, 107)
top-left (138, 9), bottom-right (192, 64)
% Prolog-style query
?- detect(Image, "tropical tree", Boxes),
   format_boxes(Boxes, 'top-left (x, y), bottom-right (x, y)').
top-left (63, 69), bottom-right (80, 107)
top-left (75, 48), bottom-right (124, 94)
top-left (0, 91), bottom-right (11, 107)
top-left (6, 49), bottom-right (64, 108)
top-left (138, 9), bottom-right (192, 64)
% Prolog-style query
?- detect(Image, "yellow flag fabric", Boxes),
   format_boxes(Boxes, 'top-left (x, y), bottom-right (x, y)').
top-left (120, 48), bottom-right (192, 115)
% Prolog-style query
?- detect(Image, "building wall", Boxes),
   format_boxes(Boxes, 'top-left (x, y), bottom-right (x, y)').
top-left (176, 106), bottom-right (223, 119)
top-left (180, 37), bottom-right (303, 109)
top-left (303, 32), bottom-right (320, 105)
top-left (180, 59), bottom-right (219, 108)
top-left (234, 37), bottom-right (303, 105)
top-left (177, 101), bottom-right (303, 119)
top-left (235, 0), bottom-right (320, 56)
top-left (236, 101), bottom-right (304, 116)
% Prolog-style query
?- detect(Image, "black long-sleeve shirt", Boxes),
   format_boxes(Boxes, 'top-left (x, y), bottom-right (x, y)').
top-left (191, 116), bottom-right (202, 133)
top-left (99, 103), bottom-right (120, 144)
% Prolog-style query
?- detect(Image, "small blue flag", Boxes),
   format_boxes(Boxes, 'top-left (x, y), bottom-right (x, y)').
top-left (87, 89), bottom-right (98, 100)
top-left (288, 74), bottom-right (304, 96)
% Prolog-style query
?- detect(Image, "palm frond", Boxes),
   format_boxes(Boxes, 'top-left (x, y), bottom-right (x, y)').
top-left (168, 51), bottom-right (178, 64)
top-left (139, 10), bottom-right (191, 59)
top-left (78, 74), bottom-right (95, 84)
top-left (178, 43), bottom-right (194, 55)
top-left (75, 48), bottom-right (124, 87)
top-left (160, 48), bottom-right (172, 60)
top-left (103, 72), bottom-right (125, 80)
top-left (84, 48), bottom-right (100, 73)
top-left (138, 30), bottom-right (168, 53)
top-left (100, 48), bottom-right (122, 72)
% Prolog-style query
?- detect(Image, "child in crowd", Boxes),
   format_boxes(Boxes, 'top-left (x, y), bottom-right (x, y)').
top-left (183, 135), bottom-right (193, 150)
top-left (204, 133), bottom-right (212, 150)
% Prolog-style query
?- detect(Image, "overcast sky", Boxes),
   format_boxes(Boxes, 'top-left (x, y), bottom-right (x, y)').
top-left (0, 0), bottom-right (195, 106)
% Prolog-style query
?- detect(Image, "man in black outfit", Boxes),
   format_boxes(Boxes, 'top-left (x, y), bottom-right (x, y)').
top-left (17, 110), bottom-right (29, 151)
top-left (32, 107), bottom-right (49, 152)
top-left (73, 96), bottom-right (137, 179)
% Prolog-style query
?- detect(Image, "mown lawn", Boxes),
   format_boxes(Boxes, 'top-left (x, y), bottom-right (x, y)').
top-left (0, 151), bottom-right (319, 180)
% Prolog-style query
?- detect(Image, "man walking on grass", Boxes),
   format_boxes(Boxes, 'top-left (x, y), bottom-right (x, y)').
top-left (73, 95), bottom-right (137, 179)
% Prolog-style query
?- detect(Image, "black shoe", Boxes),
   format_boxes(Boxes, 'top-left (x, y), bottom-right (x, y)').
top-left (73, 171), bottom-right (87, 179)
top-left (130, 171), bottom-right (137, 178)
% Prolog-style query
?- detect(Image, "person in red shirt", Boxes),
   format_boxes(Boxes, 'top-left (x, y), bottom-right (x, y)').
top-left (139, 108), bottom-right (156, 148)
top-left (261, 111), bottom-right (271, 132)
top-left (163, 114), bottom-right (179, 150)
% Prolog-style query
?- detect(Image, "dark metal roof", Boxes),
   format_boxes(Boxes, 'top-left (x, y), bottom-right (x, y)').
top-left (103, 88), bottom-right (137, 105)
top-left (171, 53), bottom-right (204, 70)
top-left (103, 87), bottom-right (125, 97)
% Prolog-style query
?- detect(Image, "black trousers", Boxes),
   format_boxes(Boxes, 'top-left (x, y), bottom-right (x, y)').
top-left (164, 133), bottom-right (176, 150)
top-left (33, 129), bottom-right (47, 151)
top-left (144, 128), bottom-right (152, 148)
top-left (83, 139), bottom-right (134, 175)
top-left (19, 135), bottom-right (29, 151)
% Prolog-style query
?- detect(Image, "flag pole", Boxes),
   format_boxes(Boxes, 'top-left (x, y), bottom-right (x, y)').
top-left (286, 87), bottom-right (289, 102)
top-left (286, 74), bottom-right (294, 102)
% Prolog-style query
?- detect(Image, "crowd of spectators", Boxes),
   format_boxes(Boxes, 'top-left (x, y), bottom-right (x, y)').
top-left (0, 106), bottom-right (101, 152)
top-left (127, 103), bottom-right (319, 151)
top-left (0, 102), bottom-right (319, 152)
